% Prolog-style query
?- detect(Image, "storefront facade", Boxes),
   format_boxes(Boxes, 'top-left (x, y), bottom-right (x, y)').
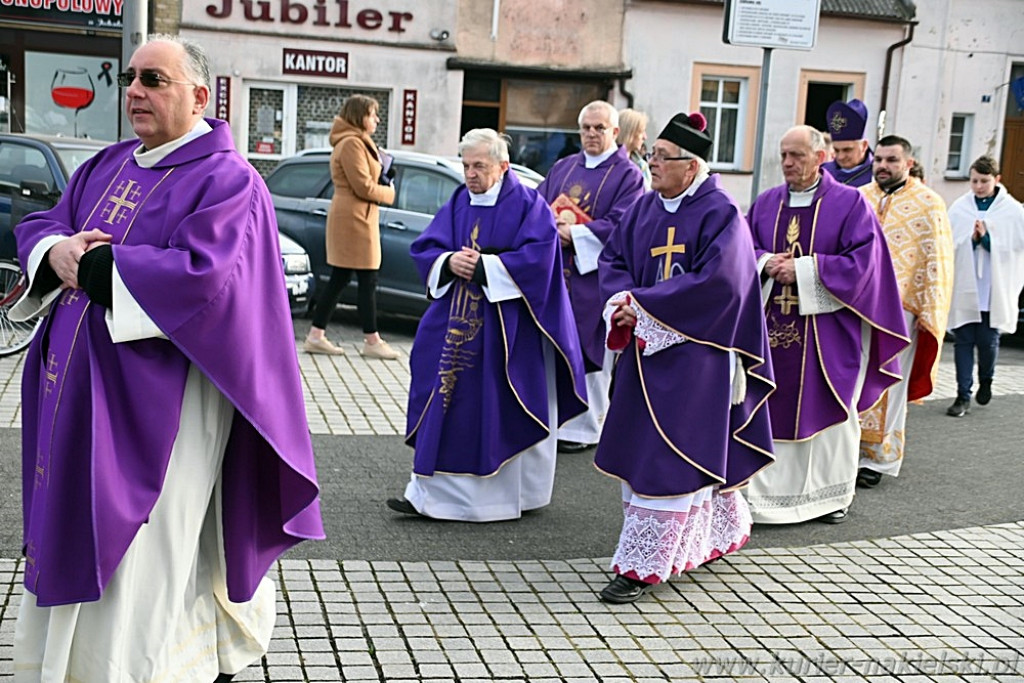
top-left (179, 0), bottom-right (460, 176)
top-left (1, 3), bottom-right (124, 141)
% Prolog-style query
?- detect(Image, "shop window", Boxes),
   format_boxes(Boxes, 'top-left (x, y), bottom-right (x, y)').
top-left (946, 114), bottom-right (972, 177)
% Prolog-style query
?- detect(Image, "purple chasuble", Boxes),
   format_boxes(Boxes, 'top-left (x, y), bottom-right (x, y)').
top-left (17, 118), bottom-right (324, 607)
top-left (594, 175), bottom-right (775, 498)
top-left (537, 145), bottom-right (644, 367)
top-left (747, 172), bottom-right (909, 441)
top-left (406, 171), bottom-right (587, 476)
top-left (822, 148), bottom-right (875, 187)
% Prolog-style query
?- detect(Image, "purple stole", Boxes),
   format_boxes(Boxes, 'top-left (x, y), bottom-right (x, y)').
top-left (24, 159), bottom-right (191, 600)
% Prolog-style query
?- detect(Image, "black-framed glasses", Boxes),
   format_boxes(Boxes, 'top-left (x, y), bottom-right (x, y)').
top-left (645, 151), bottom-right (695, 163)
top-left (116, 69), bottom-right (197, 89)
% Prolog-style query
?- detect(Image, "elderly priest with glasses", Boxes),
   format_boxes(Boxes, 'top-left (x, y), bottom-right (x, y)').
top-left (10, 35), bottom-right (323, 682)
top-left (592, 112), bottom-right (776, 604)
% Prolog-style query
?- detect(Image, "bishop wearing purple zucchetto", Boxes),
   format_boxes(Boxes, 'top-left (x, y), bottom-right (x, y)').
top-left (10, 35), bottom-right (324, 681)
top-left (593, 112), bottom-right (776, 604)
top-left (387, 128), bottom-right (587, 522)
top-left (744, 125), bottom-right (909, 525)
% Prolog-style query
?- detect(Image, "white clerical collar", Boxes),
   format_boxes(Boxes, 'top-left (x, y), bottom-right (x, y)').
top-left (134, 119), bottom-right (213, 168)
top-left (584, 145), bottom-right (617, 169)
top-left (658, 171), bottom-right (709, 214)
top-left (468, 174), bottom-right (505, 206)
top-left (787, 176), bottom-right (821, 208)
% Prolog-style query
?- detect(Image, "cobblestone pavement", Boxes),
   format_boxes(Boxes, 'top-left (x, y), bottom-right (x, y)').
top-left (0, 339), bottom-right (1021, 681)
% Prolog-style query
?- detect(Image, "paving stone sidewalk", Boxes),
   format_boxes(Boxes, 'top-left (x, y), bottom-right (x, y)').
top-left (0, 523), bottom-right (1019, 681)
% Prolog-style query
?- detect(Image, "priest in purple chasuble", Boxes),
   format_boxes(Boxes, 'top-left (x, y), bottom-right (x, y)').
top-left (857, 135), bottom-right (953, 488)
top-left (536, 101), bottom-right (645, 453)
top-left (821, 98), bottom-right (875, 188)
top-left (390, 128), bottom-right (587, 522)
top-left (744, 125), bottom-right (909, 527)
top-left (10, 37), bottom-right (324, 682)
top-left (591, 113), bottom-right (775, 605)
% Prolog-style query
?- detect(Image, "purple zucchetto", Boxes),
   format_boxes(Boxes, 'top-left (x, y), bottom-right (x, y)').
top-left (826, 99), bottom-right (868, 141)
top-left (658, 112), bottom-right (713, 161)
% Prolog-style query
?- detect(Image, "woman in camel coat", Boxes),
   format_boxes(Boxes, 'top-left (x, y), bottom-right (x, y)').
top-left (305, 94), bottom-right (398, 359)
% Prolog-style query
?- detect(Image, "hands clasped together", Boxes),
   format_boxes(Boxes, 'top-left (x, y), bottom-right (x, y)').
top-left (48, 229), bottom-right (113, 290)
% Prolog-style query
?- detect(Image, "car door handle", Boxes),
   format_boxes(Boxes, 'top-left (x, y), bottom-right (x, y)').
top-left (385, 221), bottom-right (408, 231)
top-left (311, 208), bottom-right (328, 216)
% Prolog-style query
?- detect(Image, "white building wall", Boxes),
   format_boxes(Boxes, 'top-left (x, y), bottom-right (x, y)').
top-left (894, 0), bottom-right (1024, 204)
top-left (623, 3), bottom-right (906, 207)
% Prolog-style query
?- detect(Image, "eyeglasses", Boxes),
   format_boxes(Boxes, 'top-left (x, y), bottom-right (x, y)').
top-left (116, 69), bottom-right (197, 89)
top-left (645, 151), bottom-right (695, 163)
top-left (580, 124), bottom-right (612, 135)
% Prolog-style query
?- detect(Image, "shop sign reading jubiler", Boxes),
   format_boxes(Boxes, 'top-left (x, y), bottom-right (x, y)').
top-left (282, 48), bottom-right (348, 78)
top-left (205, 1), bottom-right (414, 33)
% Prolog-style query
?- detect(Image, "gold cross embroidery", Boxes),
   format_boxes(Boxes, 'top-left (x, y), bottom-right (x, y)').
top-left (101, 179), bottom-right (141, 225)
top-left (44, 353), bottom-right (59, 396)
top-left (650, 226), bottom-right (686, 281)
top-left (774, 286), bottom-right (799, 315)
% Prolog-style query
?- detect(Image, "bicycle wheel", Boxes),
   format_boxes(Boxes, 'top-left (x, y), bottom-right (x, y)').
top-left (0, 261), bottom-right (41, 356)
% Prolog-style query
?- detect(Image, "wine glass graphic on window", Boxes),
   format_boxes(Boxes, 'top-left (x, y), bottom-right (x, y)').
top-left (50, 67), bottom-right (95, 137)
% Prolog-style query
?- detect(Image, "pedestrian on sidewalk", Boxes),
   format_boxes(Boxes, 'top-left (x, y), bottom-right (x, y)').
top-left (744, 125), bottom-right (908, 526)
top-left (857, 135), bottom-right (953, 487)
top-left (10, 34), bottom-right (324, 682)
top-left (593, 113), bottom-right (775, 604)
top-left (537, 101), bottom-right (645, 454)
top-left (304, 94), bottom-right (399, 360)
top-left (387, 128), bottom-right (587, 522)
top-left (946, 155), bottom-right (1024, 417)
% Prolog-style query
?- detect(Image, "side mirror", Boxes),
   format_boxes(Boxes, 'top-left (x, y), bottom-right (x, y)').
top-left (19, 180), bottom-right (53, 199)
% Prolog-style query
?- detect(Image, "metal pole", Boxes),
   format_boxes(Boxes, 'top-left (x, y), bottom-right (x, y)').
top-left (750, 47), bottom-right (773, 207)
top-left (120, 1), bottom-right (148, 139)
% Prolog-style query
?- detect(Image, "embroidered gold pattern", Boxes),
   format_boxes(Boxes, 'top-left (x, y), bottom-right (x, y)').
top-left (438, 223), bottom-right (484, 412)
top-left (650, 226), bottom-right (686, 281)
top-left (101, 179), bottom-right (142, 225)
top-left (768, 216), bottom-right (804, 347)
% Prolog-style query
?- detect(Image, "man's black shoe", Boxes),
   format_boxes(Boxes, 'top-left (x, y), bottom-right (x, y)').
top-left (946, 397), bottom-right (970, 417)
top-left (557, 440), bottom-right (592, 454)
top-left (599, 574), bottom-right (651, 604)
top-left (386, 497), bottom-right (424, 516)
top-left (856, 468), bottom-right (882, 489)
top-left (818, 507), bottom-right (848, 524)
top-left (976, 379), bottom-right (992, 405)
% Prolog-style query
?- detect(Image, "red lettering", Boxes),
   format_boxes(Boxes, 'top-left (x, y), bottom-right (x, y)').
top-left (334, 0), bottom-right (351, 27)
top-left (280, 0), bottom-right (306, 23)
top-left (207, 0), bottom-right (231, 18)
top-left (388, 10), bottom-right (411, 33)
top-left (356, 8), bottom-right (381, 29)
top-left (241, 0), bottom-right (271, 21)
top-left (312, 0), bottom-right (328, 25)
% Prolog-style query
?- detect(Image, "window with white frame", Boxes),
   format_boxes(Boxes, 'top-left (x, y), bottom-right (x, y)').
top-left (946, 113), bottom-right (973, 176)
top-left (699, 76), bottom-right (746, 169)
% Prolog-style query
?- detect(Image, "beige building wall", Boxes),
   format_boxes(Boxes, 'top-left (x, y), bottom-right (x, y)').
top-left (457, 0), bottom-right (626, 70)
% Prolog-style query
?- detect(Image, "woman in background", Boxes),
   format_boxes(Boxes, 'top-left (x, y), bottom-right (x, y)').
top-left (617, 108), bottom-right (652, 191)
top-left (305, 94), bottom-right (399, 360)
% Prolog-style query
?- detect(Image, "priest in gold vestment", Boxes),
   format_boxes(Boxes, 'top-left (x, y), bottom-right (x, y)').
top-left (857, 135), bottom-right (953, 488)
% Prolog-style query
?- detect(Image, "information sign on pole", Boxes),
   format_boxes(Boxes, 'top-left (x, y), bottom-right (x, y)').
top-left (723, 0), bottom-right (822, 50)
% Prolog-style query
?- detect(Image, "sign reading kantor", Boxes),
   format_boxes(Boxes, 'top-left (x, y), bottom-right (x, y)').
top-left (723, 0), bottom-right (822, 50)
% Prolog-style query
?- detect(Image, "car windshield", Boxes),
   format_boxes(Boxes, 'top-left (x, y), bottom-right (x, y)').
top-left (52, 144), bottom-right (104, 175)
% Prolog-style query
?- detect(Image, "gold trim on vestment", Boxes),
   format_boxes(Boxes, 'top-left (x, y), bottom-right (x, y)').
top-left (40, 161), bottom-right (176, 488)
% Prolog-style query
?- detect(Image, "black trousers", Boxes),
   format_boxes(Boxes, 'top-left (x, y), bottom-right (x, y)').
top-left (311, 267), bottom-right (379, 334)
